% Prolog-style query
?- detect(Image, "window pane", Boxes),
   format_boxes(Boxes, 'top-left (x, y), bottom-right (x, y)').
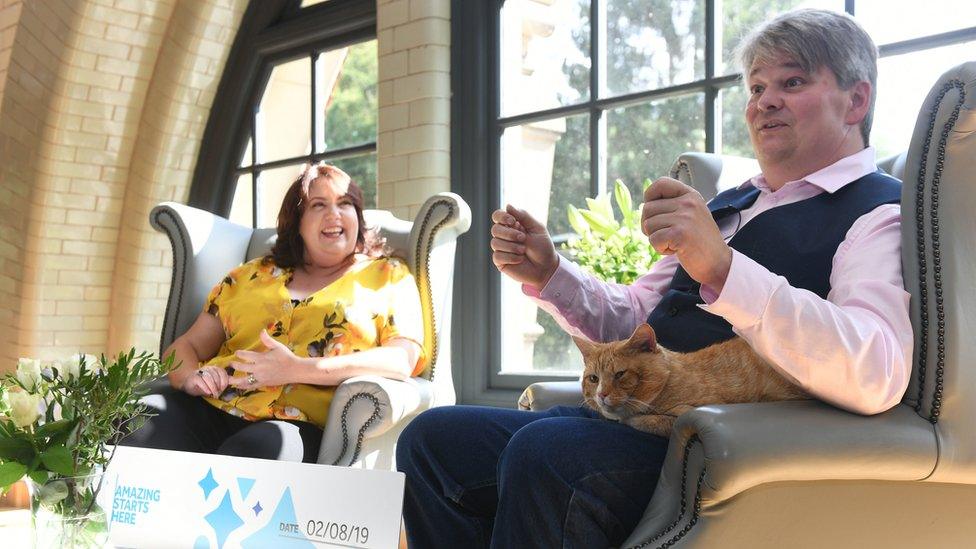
top-left (256, 165), bottom-right (305, 228)
top-left (720, 82), bottom-right (752, 157)
top-left (499, 114), bottom-right (589, 373)
top-left (606, 0), bottom-right (704, 96)
top-left (228, 174), bottom-right (253, 227)
top-left (500, 0), bottom-right (590, 117)
top-left (257, 57), bottom-right (311, 163)
top-left (319, 40), bottom-right (378, 152)
top-left (607, 94), bottom-right (705, 201)
top-left (857, 1), bottom-right (976, 46)
top-left (873, 41), bottom-right (976, 160)
top-left (719, 0), bottom-right (842, 75)
top-left (335, 153), bottom-right (377, 209)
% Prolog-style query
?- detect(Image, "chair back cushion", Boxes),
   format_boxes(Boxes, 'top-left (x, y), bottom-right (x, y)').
top-left (900, 60), bottom-right (976, 482)
top-left (150, 203), bottom-right (254, 353)
top-left (670, 152), bottom-right (760, 200)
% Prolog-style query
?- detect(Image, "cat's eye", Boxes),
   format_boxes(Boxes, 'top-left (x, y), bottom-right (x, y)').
top-left (614, 371), bottom-right (625, 380)
top-left (586, 374), bottom-right (599, 383)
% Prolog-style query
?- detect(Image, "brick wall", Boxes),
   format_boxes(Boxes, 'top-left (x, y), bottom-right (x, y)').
top-left (0, 0), bottom-right (447, 369)
top-left (376, 0), bottom-right (450, 220)
top-left (0, 0), bottom-right (245, 369)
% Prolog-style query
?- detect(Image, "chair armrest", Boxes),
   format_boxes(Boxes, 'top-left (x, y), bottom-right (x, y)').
top-left (623, 401), bottom-right (938, 547)
top-left (518, 381), bottom-right (584, 411)
top-left (317, 376), bottom-right (435, 466)
top-left (409, 192), bottom-right (471, 399)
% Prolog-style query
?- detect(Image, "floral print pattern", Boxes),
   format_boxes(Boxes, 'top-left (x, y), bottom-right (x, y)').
top-left (199, 257), bottom-right (426, 427)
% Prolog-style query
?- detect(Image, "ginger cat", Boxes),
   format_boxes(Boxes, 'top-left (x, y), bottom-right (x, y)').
top-left (576, 323), bottom-right (807, 436)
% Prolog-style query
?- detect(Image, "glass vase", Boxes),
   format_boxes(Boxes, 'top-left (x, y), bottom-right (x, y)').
top-left (29, 470), bottom-right (110, 548)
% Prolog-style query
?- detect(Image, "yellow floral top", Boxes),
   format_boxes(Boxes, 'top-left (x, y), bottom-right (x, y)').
top-left (200, 256), bottom-right (426, 428)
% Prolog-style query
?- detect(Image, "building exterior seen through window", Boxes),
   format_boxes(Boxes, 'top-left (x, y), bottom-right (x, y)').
top-left (229, 39), bottom-right (378, 228)
top-left (495, 0), bottom-right (976, 376)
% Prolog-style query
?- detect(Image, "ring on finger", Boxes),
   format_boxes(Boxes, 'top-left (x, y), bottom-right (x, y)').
top-left (246, 373), bottom-right (257, 385)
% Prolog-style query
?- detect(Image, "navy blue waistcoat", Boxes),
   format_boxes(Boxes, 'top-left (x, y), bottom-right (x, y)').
top-left (646, 171), bottom-right (901, 352)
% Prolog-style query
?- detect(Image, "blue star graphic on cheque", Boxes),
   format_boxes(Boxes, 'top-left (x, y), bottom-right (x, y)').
top-left (241, 487), bottom-right (314, 548)
top-left (205, 490), bottom-right (245, 549)
top-left (198, 468), bottom-right (219, 500)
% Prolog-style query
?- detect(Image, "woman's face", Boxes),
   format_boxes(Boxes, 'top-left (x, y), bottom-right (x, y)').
top-left (299, 176), bottom-right (359, 268)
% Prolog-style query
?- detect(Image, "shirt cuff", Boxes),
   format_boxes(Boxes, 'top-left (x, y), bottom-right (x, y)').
top-left (521, 256), bottom-right (583, 307)
top-left (698, 250), bottom-right (776, 329)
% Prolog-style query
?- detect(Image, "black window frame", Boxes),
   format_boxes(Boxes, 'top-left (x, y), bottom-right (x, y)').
top-left (452, 0), bottom-right (976, 406)
top-left (189, 0), bottom-right (377, 222)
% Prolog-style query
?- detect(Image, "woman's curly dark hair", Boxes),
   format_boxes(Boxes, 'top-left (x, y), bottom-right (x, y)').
top-left (267, 163), bottom-right (386, 269)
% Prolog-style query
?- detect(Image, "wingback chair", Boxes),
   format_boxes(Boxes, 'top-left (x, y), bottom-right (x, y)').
top-left (149, 192), bottom-right (470, 469)
top-left (519, 61), bottom-right (976, 547)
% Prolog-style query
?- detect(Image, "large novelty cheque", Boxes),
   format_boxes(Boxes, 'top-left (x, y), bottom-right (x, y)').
top-left (100, 446), bottom-right (404, 548)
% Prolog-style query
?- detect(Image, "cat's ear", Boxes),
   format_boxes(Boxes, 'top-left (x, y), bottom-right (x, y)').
top-left (573, 336), bottom-right (596, 356)
top-left (625, 323), bottom-right (658, 353)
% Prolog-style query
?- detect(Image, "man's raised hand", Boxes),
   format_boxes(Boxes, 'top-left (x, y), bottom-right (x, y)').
top-left (641, 177), bottom-right (732, 292)
top-left (490, 205), bottom-right (559, 290)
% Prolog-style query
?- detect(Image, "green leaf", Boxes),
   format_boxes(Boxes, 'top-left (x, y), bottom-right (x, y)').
top-left (642, 178), bottom-right (653, 192)
top-left (36, 479), bottom-right (68, 505)
top-left (28, 470), bottom-right (48, 485)
top-left (0, 461), bottom-right (27, 489)
top-left (34, 419), bottom-right (75, 439)
top-left (566, 205), bottom-right (589, 235)
top-left (579, 210), bottom-right (618, 238)
top-left (0, 436), bottom-right (33, 462)
top-left (595, 192), bottom-right (614, 220)
top-left (40, 446), bottom-right (74, 476)
top-left (613, 180), bottom-right (634, 225)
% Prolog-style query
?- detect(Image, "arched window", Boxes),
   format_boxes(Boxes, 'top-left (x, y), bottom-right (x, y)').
top-left (189, 0), bottom-right (377, 228)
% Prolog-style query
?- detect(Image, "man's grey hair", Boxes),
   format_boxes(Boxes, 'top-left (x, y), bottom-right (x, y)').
top-left (736, 9), bottom-right (878, 145)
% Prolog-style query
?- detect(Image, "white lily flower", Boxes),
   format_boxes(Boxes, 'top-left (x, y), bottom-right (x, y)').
top-left (7, 390), bottom-right (43, 428)
top-left (15, 358), bottom-right (42, 391)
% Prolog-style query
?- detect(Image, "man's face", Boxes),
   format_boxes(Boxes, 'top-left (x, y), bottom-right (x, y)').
top-left (745, 57), bottom-right (857, 172)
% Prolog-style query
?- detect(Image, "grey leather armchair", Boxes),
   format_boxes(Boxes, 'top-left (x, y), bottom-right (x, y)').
top-left (519, 61), bottom-right (976, 547)
top-left (150, 192), bottom-right (470, 469)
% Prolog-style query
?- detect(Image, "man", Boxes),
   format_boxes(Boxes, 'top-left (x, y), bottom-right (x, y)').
top-left (397, 9), bottom-right (912, 548)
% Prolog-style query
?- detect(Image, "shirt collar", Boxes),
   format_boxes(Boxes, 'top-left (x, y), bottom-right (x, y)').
top-left (740, 147), bottom-right (877, 193)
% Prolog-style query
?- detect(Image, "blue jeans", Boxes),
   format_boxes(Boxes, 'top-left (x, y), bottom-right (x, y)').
top-left (396, 405), bottom-right (669, 548)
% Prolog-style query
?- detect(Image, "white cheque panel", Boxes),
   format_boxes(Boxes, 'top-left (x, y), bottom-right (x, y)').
top-left (100, 446), bottom-right (404, 549)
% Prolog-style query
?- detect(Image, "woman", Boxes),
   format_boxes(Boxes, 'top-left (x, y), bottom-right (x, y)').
top-left (125, 163), bottom-right (426, 462)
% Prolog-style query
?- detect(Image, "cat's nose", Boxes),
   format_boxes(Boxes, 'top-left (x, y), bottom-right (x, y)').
top-left (598, 391), bottom-right (608, 400)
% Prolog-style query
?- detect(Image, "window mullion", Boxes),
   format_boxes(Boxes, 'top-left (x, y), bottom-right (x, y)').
top-left (250, 110), bottom-right (258, 228)
top-left (706, 0), bottom-right (717, 152)
top-left (591, 0), bottom-right (606, 195)
top-left (310, 51), bottom-right (318, 157)
top-left (592, 109), bottom-right (606, 196)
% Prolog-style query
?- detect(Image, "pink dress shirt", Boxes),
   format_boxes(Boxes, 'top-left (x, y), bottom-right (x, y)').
top-left (525, 147), bottom-right (912, 415)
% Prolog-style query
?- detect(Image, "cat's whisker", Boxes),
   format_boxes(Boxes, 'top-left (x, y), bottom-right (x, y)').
top-left (623, 397), bottom-right (654, 413)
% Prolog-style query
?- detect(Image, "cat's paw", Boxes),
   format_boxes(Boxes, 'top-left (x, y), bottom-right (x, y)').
top-left (623, 414), bottom-right (673, 437)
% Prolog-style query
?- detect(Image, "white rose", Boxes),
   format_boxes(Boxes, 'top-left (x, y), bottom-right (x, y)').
top-left (54, 358), bottom-right (77, 380)
top-left (64, 354), bottom-right (100, 378)
top-left (15, 358), bottom-right (42, 391)
top-left (7, 390), bottom-right (43, 428)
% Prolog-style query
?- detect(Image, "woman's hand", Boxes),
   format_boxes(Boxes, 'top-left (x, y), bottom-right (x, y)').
top-left (180, 365), bottom-right (230, 398)
top-left (229, 330), bottom-right (303, 390)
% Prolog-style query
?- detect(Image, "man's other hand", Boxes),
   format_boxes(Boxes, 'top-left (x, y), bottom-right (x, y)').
top-left (641, 177), bottom-right (733, 292)
top-left (491, 205), bottom-right (559, 290)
